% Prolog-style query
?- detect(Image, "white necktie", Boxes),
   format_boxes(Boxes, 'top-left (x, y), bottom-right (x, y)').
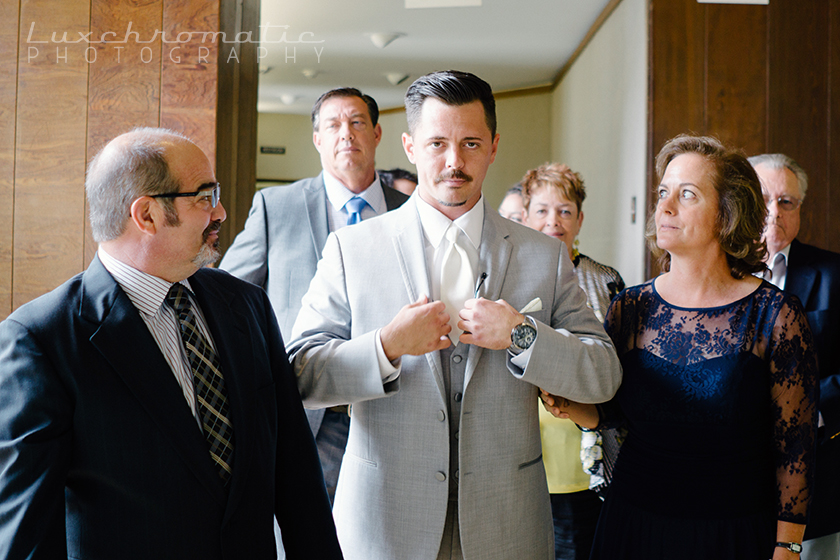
top-left (769, 253), bottom-right (786, 288)
top-left (440, 224), bottom-right (474, 346)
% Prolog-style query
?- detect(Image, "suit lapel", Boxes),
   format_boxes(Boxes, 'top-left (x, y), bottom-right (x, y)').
top-left (786, 240), bottom-right (818, 309)
top-left (189, 271), bottom-right (258, 516)
top-left (304, 174), bottom-right (330, 260)
top-left (383, 184), bottom-right (410, 211)
top-left (465, 203), bottom-right (513, 388)
top-left (83, 259), bottom-right (226, 505)
top-left (391, 199), bottom-right (446, 400)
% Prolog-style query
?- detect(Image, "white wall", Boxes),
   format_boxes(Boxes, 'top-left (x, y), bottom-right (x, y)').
top-left (255, 112), bottom-right (321, 183)
top-left (485, 92), bottom-right (553, 208)
top-left (376, 111), bottom-right (414, 171)
top-left (551, 0), bottom-right (648, 285)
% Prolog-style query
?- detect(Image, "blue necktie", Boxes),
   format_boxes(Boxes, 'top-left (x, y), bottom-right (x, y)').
top-left (344, 196), bottom-right (369, 226)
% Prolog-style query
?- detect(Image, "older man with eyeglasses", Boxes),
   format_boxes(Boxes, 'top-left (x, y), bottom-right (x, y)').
top-left (750, 153), bottom-right (840, 560)
top-left (0, 128), bottom-right (342, 559)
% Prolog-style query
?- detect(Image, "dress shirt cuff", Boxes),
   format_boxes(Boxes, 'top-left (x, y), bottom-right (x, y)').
top-left (510, 328), bottom-right (537, 369)
top-left (375, 328), bottom-right (401, 383)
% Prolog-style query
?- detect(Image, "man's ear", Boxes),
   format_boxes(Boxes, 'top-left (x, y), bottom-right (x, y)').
top-left (313, 129), bottom-right (322, 153)
top-left (402, 132), bottom-right (415, 164)
top-left (373, 123), bottom-right (382, 147)
top-left (129, 197), bottom-right (158, 235)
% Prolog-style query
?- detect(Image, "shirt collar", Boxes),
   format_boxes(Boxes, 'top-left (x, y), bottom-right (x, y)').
top-left (98, 246), bottom-right (192, 318)
top-left (322, 170), bottom-right (385, 214)
top-left (415, 193), bottom-right (484, 251)
top-left (768, 243), bottom-right (791, 267)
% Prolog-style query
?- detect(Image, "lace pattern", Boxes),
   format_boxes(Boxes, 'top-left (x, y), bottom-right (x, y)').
top-left (601, 280), bottom-right (818, 524)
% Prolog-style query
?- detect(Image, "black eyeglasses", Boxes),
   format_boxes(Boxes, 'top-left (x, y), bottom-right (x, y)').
top-left (150, 184), bottom-right (220, 208)
top-left (763, 194), bottom-right (802, 212)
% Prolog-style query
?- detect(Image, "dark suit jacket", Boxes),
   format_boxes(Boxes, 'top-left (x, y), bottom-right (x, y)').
top-left (219, 174), bottom-right (409, 434)
top-left (0, 257), bottom-right (343, 559)
top-left (786, 239), bottom-right (840, 538)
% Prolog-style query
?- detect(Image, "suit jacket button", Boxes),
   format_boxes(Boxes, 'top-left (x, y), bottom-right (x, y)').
top-left (453, 355), bottom-right (463, 364)
top-left (435, 471), bottom-right (447, 482)
top-left (454, 392), bottom-right (462, 402)
top-left (437, 410), bottom-right (446, 422)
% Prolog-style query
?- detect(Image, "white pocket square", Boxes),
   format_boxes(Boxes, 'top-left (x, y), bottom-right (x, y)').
top-left (519, 298), bottom-right (542, 313)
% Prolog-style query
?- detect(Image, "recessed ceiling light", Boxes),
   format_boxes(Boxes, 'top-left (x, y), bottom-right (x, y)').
top-left (384, 73), bottom-right (409, 86)
top-left (369, 33), bottom-right (404, 49)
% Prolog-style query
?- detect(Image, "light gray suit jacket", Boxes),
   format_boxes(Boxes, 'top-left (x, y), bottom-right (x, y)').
top-left (288, 196), bottom-right (622, 560)
top-left (219, 174), bottom-right (409, 434)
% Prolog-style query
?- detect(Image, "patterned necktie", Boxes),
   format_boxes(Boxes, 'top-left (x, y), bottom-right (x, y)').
top-left (165, 283), bottom-right (235, 485)
top-left (440, 224), bottom-right (475, 346)
top-left (344, 196), bottom-right (369, 225)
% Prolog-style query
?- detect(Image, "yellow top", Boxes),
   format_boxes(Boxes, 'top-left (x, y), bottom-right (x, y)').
top-left (539, 402), bottom-right (590, 494)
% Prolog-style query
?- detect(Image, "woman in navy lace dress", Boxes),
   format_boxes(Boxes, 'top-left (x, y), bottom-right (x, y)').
top-left (542, 135), bottom-right (818, 560)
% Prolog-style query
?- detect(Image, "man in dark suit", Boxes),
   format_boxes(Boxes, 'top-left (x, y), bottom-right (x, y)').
top-left (751, 153), bottom-right (840, 560)
top-left (0, 128), bottom-right (342, 559)
top-left (220, 87), bottom-right (409, 503)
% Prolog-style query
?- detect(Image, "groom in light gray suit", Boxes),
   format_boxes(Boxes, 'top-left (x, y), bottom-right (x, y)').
top-left (288, 71), bottom-right (622, 560)
top-left (220, 87), bottom-right (409, 503)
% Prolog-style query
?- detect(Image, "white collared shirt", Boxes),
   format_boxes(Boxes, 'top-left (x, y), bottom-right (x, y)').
top-left (415, 193), bottom-right (484, 302)
top-left (322, 170), bottom-right (386, 232)
top-left (375, 194), bottom-right (533, 378)
top-left (98, 247), bottom-right (213, 427)
top-left (765, 243), bottom-right (791, 289)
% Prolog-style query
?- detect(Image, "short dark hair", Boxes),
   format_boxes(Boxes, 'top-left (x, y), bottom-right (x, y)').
top-left (311, 87), bottom-right (379, 130)
top-left (647, 134), bottom-right (768, 279)
top-left (377, 168), bottom-right (418, 190)
top-left (404, 70), bottom-right (497, 137)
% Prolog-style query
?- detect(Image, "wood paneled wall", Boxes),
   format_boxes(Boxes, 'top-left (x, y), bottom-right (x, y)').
top-left (2, 0), bottom-right (258, 319)
top-left (648, 0), bottom-right (840, 275)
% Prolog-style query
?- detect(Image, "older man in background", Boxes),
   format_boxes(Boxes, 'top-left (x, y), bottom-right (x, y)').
top-left (221, 88), bottom-right (409, 504)
top-left (751, 153), bottom-right (840, 560)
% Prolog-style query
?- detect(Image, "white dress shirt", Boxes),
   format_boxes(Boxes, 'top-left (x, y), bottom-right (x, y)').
top-left (375, 195), bottom-right (533, 380)
top-left (415, 193), bottom-right (483, 303)
top-left (766, 243), bottom-right (791, 289)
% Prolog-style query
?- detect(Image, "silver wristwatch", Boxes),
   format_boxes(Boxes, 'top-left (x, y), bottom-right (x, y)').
top-left (509, 316), bottom-right (537, 356)
top-left (775, 542), bottom-right (802, 554)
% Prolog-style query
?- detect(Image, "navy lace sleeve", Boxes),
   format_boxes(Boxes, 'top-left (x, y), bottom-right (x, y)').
top-left (765, 294), bottom-right (819, 524)
top-left (597, 282), bottom-right (818, 524)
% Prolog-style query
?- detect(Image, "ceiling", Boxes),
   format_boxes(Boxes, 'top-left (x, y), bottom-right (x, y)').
top-left (257, 0), bottom-right (614, 115)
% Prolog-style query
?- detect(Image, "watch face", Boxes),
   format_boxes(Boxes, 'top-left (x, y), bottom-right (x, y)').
top-left (512, 323), bottom-right (537, 349)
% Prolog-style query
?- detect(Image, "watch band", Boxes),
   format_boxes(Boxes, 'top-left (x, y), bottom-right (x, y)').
top-left (775, 542), bottom-right (802, 554)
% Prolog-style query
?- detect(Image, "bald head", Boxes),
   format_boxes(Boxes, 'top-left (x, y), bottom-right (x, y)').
top-left (86, 128), bottom-right (194, 242)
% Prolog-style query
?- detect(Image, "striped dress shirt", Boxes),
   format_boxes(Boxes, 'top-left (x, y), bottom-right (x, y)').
top-left (98, 247), bottom-right (217, 429)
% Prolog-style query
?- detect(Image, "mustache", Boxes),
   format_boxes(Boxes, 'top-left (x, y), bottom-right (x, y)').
top-left (203, 220), bottom-right (222, 242)
top-left (435, 169), bottom-right (473, 184)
